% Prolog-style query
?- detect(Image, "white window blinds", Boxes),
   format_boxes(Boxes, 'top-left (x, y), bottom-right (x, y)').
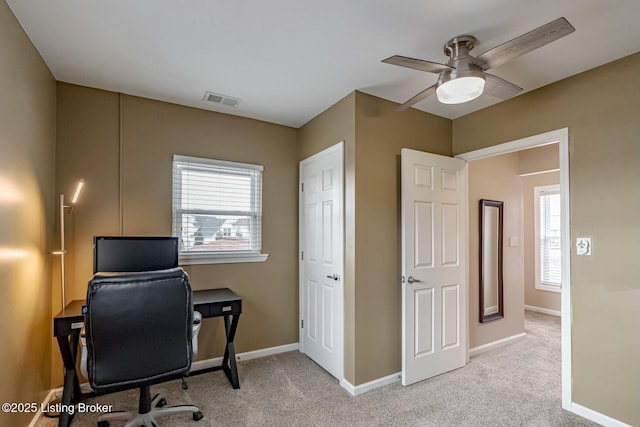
top-left (172, 155), bottom-right (263, 255)
top-left (537, 186), bottom-right (562, 287)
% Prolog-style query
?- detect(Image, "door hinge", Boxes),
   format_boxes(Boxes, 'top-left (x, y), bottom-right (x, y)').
top-left (401, 276), bottom-right (405, 284)
top-left (301, 182), bottom-right (304, 192)
top-left (301, 319), bottom-right (304, 328)
top-left (301, 251), bottom-right (304, 260)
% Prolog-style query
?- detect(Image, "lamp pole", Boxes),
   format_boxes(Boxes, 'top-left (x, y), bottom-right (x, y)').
top-left (59, 193), bottom-right (67, 309)
top-left (55, 179), bottom-right (84, 310)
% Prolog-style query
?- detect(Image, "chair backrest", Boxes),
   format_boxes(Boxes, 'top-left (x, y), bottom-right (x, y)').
top-left (85, 267), bottom-right (193, 393)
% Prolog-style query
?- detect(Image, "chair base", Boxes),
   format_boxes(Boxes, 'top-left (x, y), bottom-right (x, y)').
top-left (96, 393), bottom-right (202, 427)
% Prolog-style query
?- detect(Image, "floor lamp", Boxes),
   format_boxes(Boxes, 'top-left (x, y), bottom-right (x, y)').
top-left (53, 179), bottom-right (84, 310)
top-left (47, 179), bottom-right (85, 419)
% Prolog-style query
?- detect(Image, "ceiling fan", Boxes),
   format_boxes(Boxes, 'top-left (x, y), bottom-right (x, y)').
top-left (383, 17), bottom-right (575, 111)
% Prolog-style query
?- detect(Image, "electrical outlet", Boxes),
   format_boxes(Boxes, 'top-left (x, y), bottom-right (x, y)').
top-left (576, 237), bottom-right (591, 256)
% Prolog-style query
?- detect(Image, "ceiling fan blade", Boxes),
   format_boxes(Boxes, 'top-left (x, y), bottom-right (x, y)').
top-left (472, 17), bottom-right (575, 71)
top-left (394, 85), bottom-right (437, 111)
top-left (383, 55), bottom-right (451, 73)
top-left (483, 74), bottom-right (523, 99)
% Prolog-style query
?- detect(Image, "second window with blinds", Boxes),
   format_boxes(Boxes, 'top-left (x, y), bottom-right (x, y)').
top-left (172, 155), bottom-right (268, 264)
top-left (534, 184), bottom-right (561, 292)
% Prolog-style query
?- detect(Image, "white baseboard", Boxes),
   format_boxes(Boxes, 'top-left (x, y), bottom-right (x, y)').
top-left (525, 305), bottom-right (561, 316)
top-left (27, 389), bottom-right (57, 427)
top-left (469, 332), bottom-right (527, 357)
top-left (191, 342), bottom-right (299, 372)
top-left (340, 372), bottom-right (401, 396)
top-left (571, 402), bottom-right (632, 427)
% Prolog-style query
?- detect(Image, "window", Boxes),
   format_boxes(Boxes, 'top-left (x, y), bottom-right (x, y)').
top-left (534, 185), bottom-right (561, 292)
top-left (172, 155), bottom-right (268, 264)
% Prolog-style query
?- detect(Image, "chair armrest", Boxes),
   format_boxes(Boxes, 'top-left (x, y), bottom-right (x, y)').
top-left (80, 326), bottom-right (89, 380)
top-left (192, 311), bottom-right (202, 358)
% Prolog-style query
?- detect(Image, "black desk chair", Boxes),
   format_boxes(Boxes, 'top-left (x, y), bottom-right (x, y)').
top-left (84, 268), bottom-right (203, 427)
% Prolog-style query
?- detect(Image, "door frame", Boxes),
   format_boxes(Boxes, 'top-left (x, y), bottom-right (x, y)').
top-left (298, 141), bottom-right (345, 380)
top-left (455, 127), bottom-right (571, 410)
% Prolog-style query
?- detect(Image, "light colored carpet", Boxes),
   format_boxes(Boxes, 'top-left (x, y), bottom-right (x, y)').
top-left (39, 311), bottom-right (598, 426)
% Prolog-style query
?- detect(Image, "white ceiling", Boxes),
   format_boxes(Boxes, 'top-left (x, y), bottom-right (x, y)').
top-left (8, 0), bottom-right (640, 128)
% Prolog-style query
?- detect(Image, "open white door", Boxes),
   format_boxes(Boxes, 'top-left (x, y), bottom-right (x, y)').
top-left (401, 148), bottom-right (467, 386)
top-left (299, 142), bottom-right (344, 379)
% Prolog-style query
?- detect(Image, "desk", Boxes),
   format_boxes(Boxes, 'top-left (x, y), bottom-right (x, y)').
top-left (53, 301), bottom-right (84, 427)
top-left (191, 288), bottom-right (242, 389)
top-left (53, 288), bottom-right (242, 427)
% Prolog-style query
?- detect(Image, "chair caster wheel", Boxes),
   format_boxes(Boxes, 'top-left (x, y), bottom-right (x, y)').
top-left (156, 398), bottom-right (167, 407)
top-left (181, 380), bottom-right (188, 390)
top-left (97, 421), bottom-right (110, 427)
top-left (193, 411), bottom-right (204, 421)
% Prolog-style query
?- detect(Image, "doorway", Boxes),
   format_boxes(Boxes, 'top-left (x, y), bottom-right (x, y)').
top-left (456, 128), bottom-right (571, 410)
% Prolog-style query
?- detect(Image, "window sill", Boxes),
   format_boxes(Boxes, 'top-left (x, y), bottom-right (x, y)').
top-left (179, 252), bottom-right (269, 265)
top-left (535, 283), bottom-right (561, 293)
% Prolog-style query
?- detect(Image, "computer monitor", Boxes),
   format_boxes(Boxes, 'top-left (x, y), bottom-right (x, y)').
top-left (93, 236), bottom-right (179, 273)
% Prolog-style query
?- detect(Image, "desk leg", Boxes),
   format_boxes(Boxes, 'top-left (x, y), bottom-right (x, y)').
top-left (222, 314), bottom-right (240, 389)
top-left (56, 333), bottom-right (81, 427)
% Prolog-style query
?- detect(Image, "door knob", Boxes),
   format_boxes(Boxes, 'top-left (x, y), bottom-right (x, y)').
top-left (407, 276), bottom-right (422, 284)
top-left (326, 274), bottom-right (340, 281)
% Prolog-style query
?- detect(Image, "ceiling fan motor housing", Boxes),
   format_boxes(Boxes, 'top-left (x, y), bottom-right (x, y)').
top-left (437, 35), bottom-right (486, 103)
top-left (437, 64), bottom-right (485, 85)
top-left (444, 36), bottom-right (478, 57)
top-left (443, 35), bottom-right (482, 72)
top-left (440, 35), bottom-right (485, 87)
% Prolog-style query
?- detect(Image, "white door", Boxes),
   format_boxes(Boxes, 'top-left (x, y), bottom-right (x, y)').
top-left (401, 148), bottom-right (467, 386)
top-left (299, 142), bottom-right (344, 379)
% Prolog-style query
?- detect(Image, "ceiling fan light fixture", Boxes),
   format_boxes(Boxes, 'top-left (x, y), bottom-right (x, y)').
top-left (436, 70), bottom-right (485, 104)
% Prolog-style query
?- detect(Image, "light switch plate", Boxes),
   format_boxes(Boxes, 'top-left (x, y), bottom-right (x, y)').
top-left (576, 237), bottom-right (591, 256)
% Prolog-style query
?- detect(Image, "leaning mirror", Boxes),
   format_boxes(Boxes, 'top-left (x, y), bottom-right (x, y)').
top-left (479, 199), bottom-right (504, 323)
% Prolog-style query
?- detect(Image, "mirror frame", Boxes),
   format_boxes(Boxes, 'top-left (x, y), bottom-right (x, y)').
top-left (479, 199), bottom-right (504, 323)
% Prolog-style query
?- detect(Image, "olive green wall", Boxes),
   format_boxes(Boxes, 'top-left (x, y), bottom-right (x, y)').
top-left (453, 53), bottom-right (640, 426)
top-left (0, 1), bottom-right (56, 426)
top-left (55, 83), bottom-right (300, 385)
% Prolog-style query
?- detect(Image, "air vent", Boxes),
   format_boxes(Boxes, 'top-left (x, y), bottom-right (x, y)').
top-left (202, 91), bottom-right (241, 108)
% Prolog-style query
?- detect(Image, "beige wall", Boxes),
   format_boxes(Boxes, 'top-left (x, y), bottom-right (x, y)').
top-left (353, 92), bottom-right (451, 384)
top-left (468, 154), bottom-right (524, 348)
top-left (299, 92), bottom-right (357, 382)
top-left (299, 91), bottom-right (451, 385)
top-left (518, 143), bottom-right (559, 175)
top-left (453, 53), bottom-right (640, 426)
top-left (56, 84), bottom-right (300, 384)
top-left (522, 171), bottom-right (561, 312)
top-left (0, 1), bottom-right (56, 426)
